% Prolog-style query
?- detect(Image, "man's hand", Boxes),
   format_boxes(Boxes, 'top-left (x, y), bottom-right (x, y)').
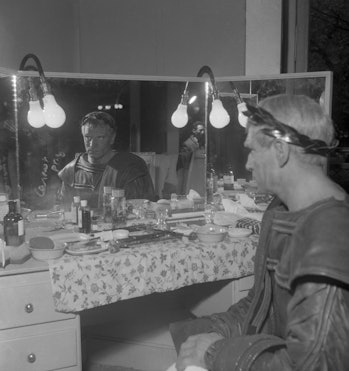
top-left (176, 332), bottom-right (224, 371)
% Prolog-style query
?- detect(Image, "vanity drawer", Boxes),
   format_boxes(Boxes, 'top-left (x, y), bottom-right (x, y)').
top-left (0, 319), bottom-right (80, 371)
top-left (0, 271), bottom-right (75, 330)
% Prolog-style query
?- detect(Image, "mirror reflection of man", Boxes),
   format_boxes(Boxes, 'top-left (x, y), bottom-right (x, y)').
top-left (58, 111), bottom-right (155, 208)
top-left (176, 121), bottom-right (205, 195)
top-left (0, 101), bottom-right (18, 199)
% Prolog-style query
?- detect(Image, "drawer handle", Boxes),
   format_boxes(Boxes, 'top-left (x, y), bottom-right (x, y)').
top-left (25, 303), bottom-right (34, 313)
top-left (27, 353), bottom-right (36, 363)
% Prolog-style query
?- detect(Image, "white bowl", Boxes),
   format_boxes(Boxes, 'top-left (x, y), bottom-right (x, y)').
top-left (29, 241), bottom-right (65, 261)
top-left (196, 224), bottom-right (227, 243)
top-left (29, 245), bottom-right (65, 261)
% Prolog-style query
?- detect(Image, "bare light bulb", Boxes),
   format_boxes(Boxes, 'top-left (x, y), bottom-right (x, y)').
top-left (43, 94), bottom-right (66, 128)
top-left (27, 100), bottom-right (45, 128)
top-left (237, 102), bottom-right (248, 127)
top-left (209, 99), bottom-right (230, 128)
top-left (171, 103), bottom-right (188, 128)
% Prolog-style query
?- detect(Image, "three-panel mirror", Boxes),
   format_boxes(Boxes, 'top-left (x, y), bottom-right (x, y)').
top-left (0, 69), bottom-right (332, 211)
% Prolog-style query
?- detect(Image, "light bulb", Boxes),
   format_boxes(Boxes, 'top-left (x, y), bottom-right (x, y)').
top-left (237, 102), bottom-right (248, 127)
top-left (43, 94), bottom-right (66, 128)
top-left (171, 103), bottom-right (188, 128)
top-left (27, 100), bottom-right (45, 128)
top-left (209, 99), bottom-right (230, 128)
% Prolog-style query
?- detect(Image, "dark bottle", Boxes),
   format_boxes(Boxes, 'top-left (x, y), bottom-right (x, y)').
top-left (78, 199), bottom-right (91, 234)
top-left (3, 200), bottom-right (25, 246)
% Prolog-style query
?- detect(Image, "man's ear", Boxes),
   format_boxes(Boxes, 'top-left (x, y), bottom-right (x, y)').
top-left (273, 140), bottom-right (290, 167)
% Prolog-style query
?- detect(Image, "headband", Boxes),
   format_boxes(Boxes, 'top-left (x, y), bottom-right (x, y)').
top-left (243, 103), bottom-right (337, 156)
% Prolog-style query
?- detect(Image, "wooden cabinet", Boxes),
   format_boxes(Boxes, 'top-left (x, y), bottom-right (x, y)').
top-left (0, 270), bottom-right (81, 371)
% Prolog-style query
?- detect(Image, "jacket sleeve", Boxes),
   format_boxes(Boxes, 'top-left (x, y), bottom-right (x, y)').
top-left (204, 279), bottom-right (349, 371)
top-left (169, 284), bottom-right (256, 354)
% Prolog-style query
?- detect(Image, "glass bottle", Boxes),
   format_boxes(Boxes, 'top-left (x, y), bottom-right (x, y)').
top-left (78, 199), bottom-right (91, 234)
top-left (71, 195), bottom-right (81, 225)
top-left (206, 164), bottom-right (217, 203)
top-left (102, 186), bottom-right (113, 223)
top-left (223, 164), bottom-right (235, 190)
top-left (111, 188), bottom-right (127, 228)
top-left (3, 200), bottom-right (25, 247)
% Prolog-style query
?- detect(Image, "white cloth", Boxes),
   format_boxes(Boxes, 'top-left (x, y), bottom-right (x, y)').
top-left (166, 362), bottom-right (208, 371)
top-left (221, 198), bottom-right (263, 222)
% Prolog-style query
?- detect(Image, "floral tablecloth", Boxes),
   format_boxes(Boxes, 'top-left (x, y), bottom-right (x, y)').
top-left (49, 234), bottom-right (258, 312)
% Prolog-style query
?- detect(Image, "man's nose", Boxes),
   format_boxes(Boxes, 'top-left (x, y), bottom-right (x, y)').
top-left (88, 138), bottom-right (98, 147)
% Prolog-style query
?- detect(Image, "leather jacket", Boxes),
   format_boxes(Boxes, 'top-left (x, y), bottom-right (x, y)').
top-left (170, 196), bottom-right (349, 370)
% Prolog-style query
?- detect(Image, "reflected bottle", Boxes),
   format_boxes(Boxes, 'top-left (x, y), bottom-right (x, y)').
top-left (103, 186), bottom-right (113, 223)
top-left (78, 199), bottom-right (91, 234)
top-left (3, 200), bottom-right (25, 247)
top-left (223, 164), bottom-right (235, 190)
top-left (71, 195), bottom-right (81, 225)
top-left (111, 189), bottom-right (127, 228)
top-left (206, 164), bottom-right (217, 203)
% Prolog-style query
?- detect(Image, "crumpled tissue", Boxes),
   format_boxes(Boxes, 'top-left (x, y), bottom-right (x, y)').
top-left (166, 362), bottom-right (207, 371)
top-left (221, 197), bottom-right (263, 222)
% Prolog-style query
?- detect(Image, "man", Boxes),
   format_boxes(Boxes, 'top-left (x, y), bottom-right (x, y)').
top-left (170, 94), bottom-right (349, 371)
top-left (58, 111), bottom-right (155, 208)
top-left (177, 121), bottom-right (205, 194)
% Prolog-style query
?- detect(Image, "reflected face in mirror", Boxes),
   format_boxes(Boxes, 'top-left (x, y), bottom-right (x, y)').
top-left (80, 111), bottom-right (117, 164)
top-left (81, 124), bottom-right (115, 164)
top-left (82, 123), bottom-right (116, 164)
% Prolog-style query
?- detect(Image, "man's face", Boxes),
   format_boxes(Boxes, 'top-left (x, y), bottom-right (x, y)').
top-left (81, 123), bottom-right (116, 163)
top-left (193, 124), bottom-right (204, 137)
top-left (244, 126), bottom-right (277, 193)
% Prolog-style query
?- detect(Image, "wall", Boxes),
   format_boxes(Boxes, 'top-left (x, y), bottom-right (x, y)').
top-left (0, 0), bottom-right (78, 72)
top-left (245, 0), bottom-right (282, 75)
top-left (0, 0), bottom-right (284, 76)
top-left (77, 0), bottom-right (246, 76)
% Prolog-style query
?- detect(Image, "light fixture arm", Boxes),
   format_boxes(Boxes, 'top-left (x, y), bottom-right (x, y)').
top-left (180, 81), bottom-right (190, 104)
top-left (229, 81), bottom-right (243, 104)
top-left (19, 53), bottom-right (51, 94)
top-left (197, 65), bottom-right (219, 99)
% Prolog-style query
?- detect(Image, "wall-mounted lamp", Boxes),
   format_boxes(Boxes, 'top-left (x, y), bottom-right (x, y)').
top-left (19, 53), bottom-right (66, 129)
top-left (171, 65), bottom-right (230, 129)
top-left (171, 82), bottom-right (190, 128)
top-left (198, 66), bottom-right (230, 129)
